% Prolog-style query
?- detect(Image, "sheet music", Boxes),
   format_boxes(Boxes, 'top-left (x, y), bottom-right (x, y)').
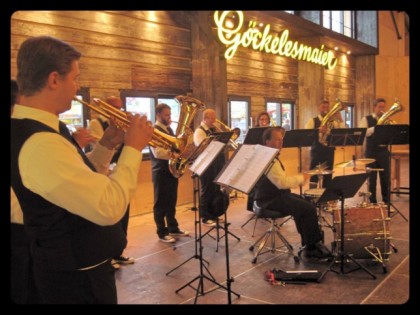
top-left (215, 144), bottom-right (279, 194)
top-left (189, 141), bottom-right (226, 176)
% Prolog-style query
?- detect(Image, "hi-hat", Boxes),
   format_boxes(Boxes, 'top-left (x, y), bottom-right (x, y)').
top-left (305, 169), bottom-right (333, 175)
top-left (356, 158), bottom-right (376, 164)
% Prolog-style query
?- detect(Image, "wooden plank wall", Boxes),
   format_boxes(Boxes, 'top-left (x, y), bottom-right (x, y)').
top-left (11, 10), bottom-right (193, 99)
top-left (10, 11), bottom-right (195, 216)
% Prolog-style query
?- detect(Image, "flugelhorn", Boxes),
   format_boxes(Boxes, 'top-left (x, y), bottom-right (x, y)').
top-left (73, 97), bottom-right (182, 155)
top-left (215, 119), bottom-right (241, 149)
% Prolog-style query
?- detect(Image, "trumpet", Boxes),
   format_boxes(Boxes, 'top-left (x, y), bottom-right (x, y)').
top-left (73, 96), bottom-right (182, 155)
top-left (215, 119), bottom-right (241, 149)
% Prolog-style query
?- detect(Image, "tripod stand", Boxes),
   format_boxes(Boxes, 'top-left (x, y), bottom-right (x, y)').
top-left (166, 175), bottom-right (210, 276)
top-left (374, 125), bottom-right (409, 221)
top-left (317, 174), bottom-right (376, 282)
top-left (174, 177), bottom-right (240, 303)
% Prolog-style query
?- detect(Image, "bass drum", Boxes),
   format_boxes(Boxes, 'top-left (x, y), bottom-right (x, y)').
top-left (332, 205), bottom-right (392, 259)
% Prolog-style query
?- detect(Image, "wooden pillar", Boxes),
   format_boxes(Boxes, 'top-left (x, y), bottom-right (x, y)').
top-left (190, 11), bottom-right (228, 123)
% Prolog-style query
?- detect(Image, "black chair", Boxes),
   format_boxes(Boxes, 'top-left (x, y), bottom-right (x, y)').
top-left (249, 201), bottom-right (299, 264)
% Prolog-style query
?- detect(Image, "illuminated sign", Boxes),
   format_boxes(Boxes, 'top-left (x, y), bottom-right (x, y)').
top-left (214, 11), bottom-right (338, 69)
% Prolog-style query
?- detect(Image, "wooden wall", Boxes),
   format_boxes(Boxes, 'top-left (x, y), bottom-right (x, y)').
top-left (11, 11), bottom-right (193, 99)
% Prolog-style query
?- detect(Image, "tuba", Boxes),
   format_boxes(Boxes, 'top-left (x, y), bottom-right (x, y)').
top-left (73, 97), bottom-right (183, 156)
top-left (214, 119), bottom-right (241, 150)
top-left (377, 99), bottom-right (403, 125)
top-left (318, 99), bottom-right (345, 146)
top-left (168, 96), bottom-right (206, 178)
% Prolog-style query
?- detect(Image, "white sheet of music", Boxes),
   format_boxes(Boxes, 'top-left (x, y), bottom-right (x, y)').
top-left (215, 144), bottom-right (279, 194)
top-left (189, 141), bottom-right (225, 176)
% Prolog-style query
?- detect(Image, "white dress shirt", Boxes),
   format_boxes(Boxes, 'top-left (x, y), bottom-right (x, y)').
top-left (359, 113), bottom-right (378, 137)
top-left (11, 105), bottom-right (142, 226)
top-left (193, 122), bottom-right (211, 147)
top-left (267, 158), bottom-right (304, 189)
top-left (150, 121), bottom-right (172, 160)
top-left (305, 114), bottom-right (346, 129)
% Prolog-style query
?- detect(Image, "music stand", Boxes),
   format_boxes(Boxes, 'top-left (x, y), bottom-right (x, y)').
top-left (317, 173), bottom-right (377, 282)
top-left (243, 127), bottom-right (270, 145)
top-left (374, 125), bottom-right (409, 221)
top-left (282, 129), bottom-right (317, 195)
top-left (175, 137), bottom-right (240, 304)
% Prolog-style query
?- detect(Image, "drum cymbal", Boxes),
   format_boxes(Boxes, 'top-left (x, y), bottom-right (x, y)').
top-left (335, 160), bottom-right (354, 168)
top-left (356, 158), bottom-right (376, 164)
top-left (366, 167), bottom-right (384, 172)
top-left (305, 169), bottom-right (333, 175)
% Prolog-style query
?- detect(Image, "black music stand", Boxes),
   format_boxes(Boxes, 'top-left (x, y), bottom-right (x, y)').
top-left (317, 173), bottom-right (377, 282)
top-left (283, 129), bottom-right (317, 195)
top-left (174, 137), bottom-right (240, 304)
top-left (243, 127), bottom-right (270, 145)
top-left (374, 125), bottom-right (409, 221)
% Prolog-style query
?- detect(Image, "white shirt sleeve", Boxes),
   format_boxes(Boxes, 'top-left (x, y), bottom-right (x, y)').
top-left (193, 128), bottom-right (207, 147)
top-left (150, 146), bottom-right (172, 160)
top-left (304, 118), bottom-right (315, 129)
top-left (359, 117), bottom-right (375, 137)
top-left (19, 132), bottom-right (142, 226)
top-left (266, 159), bottom-right (304, 189)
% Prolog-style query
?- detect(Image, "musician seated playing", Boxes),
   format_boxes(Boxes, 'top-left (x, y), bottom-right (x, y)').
top-left (253, 127), bottom-right (331, 259)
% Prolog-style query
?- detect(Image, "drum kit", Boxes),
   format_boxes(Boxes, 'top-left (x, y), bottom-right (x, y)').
top-left (302, 158), bottom-right (393, 272)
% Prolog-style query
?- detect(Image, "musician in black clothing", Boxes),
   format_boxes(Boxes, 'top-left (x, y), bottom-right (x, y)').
top-left (89, 96), bottom-right (134, 267)
top-left (193, 109), bottom-right (226, 226)
top-left (150, 103), bottom-right (189, 243)
top-left (359, 98), bottom-right (390, 204)
top-left (253, 127), bottom-right (331, 259)
top-left (304, 99), bottom-right (345, 188)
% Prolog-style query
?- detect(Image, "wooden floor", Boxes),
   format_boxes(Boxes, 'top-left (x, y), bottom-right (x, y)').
top-left (116, 160), bottom-right (410, 305)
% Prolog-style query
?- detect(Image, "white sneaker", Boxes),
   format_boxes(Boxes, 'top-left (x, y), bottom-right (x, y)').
top-left (159, 235), bottom-right (176, 243)
top-left (111, 259), bottom-right (121, 270)
top-left (169, 229), bottom-right (190, 237)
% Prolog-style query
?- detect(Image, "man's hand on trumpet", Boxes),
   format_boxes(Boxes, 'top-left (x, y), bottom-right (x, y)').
top-left (124, 113), bottom-right (154, 152)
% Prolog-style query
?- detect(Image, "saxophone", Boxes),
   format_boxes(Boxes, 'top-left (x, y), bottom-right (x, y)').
top-left (318, 99), bottom-right (344, 146)
top-left (377, 99), bottom-right (403, 125)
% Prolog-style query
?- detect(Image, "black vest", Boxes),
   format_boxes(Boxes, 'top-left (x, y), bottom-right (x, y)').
top-left (11, 118), bottom-right (126, 271)
top-left (253, 159), bottom-right (290, 209)
top-left (365, 115), bottom-right (385, 152)
top-left (149, 125), bottom-right (173, 178)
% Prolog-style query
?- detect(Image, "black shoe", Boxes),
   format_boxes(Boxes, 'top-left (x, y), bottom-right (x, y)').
top-left (304, 242), bottom-right (332, 259)
top-left (113, 255), bottom-right (135, 265)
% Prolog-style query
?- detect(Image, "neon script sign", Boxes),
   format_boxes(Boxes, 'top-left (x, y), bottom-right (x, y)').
top-left (214, 11), bottom-right (338, 70)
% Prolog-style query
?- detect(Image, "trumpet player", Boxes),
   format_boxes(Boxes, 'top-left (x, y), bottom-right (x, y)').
top-left (11, 36), bottom-right (153, 304)
top-left (150, 104), bottom-right (189, 243)
top-left (193, 109), bottom-right (226, 226)
top-left (305, 99), bottom-right (346, 188)
top-left (359, 98), bottom-right (390, 204)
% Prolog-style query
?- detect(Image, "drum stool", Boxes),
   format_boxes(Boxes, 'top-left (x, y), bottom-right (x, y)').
top-left (249, 201), bottom-right (299, 264)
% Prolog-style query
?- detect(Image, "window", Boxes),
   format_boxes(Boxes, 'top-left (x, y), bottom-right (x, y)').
top-left (322, 11), bottom-right (354, 38)
top-left (266, 99), bottom-right (295, 130)
top-left (121, 90), bottom-right (182, 156)
top-left (341, 104), bottom-right (354, 128)
top-left (59, 87), bottom-right (90, 132)
top-left (228, 97), bottom-right (250, 144)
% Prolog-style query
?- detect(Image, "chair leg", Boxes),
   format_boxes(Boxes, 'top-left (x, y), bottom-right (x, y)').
top-left (250, 219), bottom-right (299, 263)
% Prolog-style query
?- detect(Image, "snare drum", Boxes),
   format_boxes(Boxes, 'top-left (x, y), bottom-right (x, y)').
top-left (304, 188), bottom-right (325, 204)
top-left (333, 205), bottom-right (392, 259)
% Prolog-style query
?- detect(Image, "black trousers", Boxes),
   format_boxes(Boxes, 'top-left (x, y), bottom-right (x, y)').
top-left (366, 148), bottom-right (390, 203)
top-left (260, 193), bottom-right (322, 247)
top-left (114, 205), bottom-right (130, 257)
top-left (310, 146), bottom-right (334, 188)
top-left (33, 259), bottom-right (117, 304)
top-left (152, 171), bottom-right (179, 238)
top-left (11, 223), bottom-right (38, 304)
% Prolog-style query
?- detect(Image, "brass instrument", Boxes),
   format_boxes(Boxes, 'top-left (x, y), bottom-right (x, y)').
top-left (318, 99), bottom-right (344, 146)
top-left (377, 99), bottom-right (403, 125)
top-left (269, 117), bottom-right (277, 127)
top-left (215, 119), bottom-right (241, 149)
top-left (73, 97), bottom-right (182, 155)
top-left (168, 96), bottom-right (206, 178)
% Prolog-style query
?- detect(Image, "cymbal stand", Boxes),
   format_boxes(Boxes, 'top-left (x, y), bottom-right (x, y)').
top-left (318, 191), bottom-right (376, 282)
top-left (174, 176), bottom-right (240, 304)
top-left (166, 175), bottom-right (210, 276)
